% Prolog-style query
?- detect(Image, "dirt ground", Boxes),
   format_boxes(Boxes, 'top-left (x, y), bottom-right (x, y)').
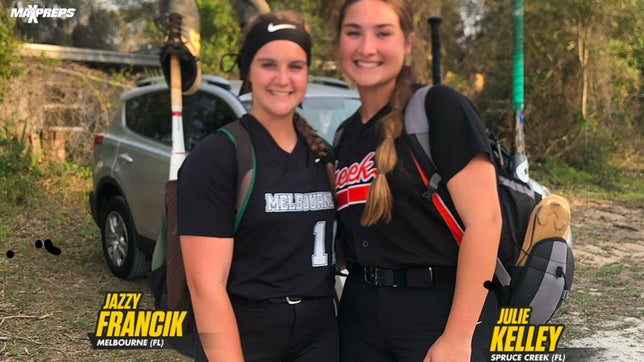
top-left (550, 196), bottom-right (644, 361)
top-left (0, 188), bottom-right (642, 361)
top-left (568, 197), bottom-right (643, 267)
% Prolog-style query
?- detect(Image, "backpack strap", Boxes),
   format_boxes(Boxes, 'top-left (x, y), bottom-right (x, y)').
top-left (405, 85), bottom-right (433, 160)
top-left (404, 86), bottom-right (512, 286)
top-left (408, 151), bottom-right (464, 244)
top-left (405, 86), bottom-right (445, 201)
top-left (405, 85), bottom-right (465, 243)
top-left (219, 121), bottom-right (256, 232)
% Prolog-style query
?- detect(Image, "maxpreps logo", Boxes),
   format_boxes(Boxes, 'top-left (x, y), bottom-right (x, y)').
top-left (489, 307), bottom-right (566, 361)
top-left (87, 292), bottom-right (187, 349)
top-left (10, 3), bottom-right (76, 24)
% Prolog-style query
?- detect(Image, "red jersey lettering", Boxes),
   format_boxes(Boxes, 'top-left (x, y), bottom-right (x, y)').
top-left (335, 152), bottom-right (377, 189)
top-left (335, 152), bottom-right (378, 210)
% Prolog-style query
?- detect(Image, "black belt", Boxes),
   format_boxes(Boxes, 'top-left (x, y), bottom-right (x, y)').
top-left (267, 296), bottom-right (306, 304)
top-left (230, 295), bottom-right (330, 309)
top-left (348, 263), bottom-right (456, 288)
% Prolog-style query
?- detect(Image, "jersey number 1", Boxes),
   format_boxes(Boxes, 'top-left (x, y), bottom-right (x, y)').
top-left (312, 220), bottom-right (336, 267)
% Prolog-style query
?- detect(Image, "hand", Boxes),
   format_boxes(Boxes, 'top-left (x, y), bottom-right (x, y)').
top-left (423, 334), bottom-right (471, 362)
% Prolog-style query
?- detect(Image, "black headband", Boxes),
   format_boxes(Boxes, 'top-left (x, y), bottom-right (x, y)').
top-left (238, 16), bottom-right (311, 84)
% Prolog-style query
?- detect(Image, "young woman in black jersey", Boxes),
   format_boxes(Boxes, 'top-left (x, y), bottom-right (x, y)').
top-left (334, 1), bottom-right (502, 361)
top-left (178, 11), bottom-right (338, 362)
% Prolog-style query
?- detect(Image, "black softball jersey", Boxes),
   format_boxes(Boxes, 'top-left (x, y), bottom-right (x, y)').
top-left (178, 114), bottom-right (337, 301)
top-left (335, 85), bottom-right (493, 269)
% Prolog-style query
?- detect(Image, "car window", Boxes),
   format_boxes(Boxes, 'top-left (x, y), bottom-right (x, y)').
top-left (185, 91), bottom-right (238, 151)
top-left (240, 97), bottom-right (360, 143)
top-left (125, 91), bottom-right (172, 145)
top-left (298, 97), bottom-right (361, 142)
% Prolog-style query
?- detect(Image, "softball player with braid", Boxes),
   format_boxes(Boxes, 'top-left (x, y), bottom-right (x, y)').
top-left (334, 1), bottom-right (502, 361)
top-left (178, 11), bottom-right (338, 362)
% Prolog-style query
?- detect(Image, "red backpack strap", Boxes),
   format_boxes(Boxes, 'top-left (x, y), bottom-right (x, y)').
top-left (409, 149), bottom-right (464, 245)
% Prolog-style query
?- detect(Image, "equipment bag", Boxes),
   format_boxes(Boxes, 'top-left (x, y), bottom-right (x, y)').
top-left (147, 120), bottom-right (255, 357)
top-left (405, 85), bottom-right (574, 324)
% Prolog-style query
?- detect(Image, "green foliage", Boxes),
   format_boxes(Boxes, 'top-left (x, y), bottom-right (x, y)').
top-left (564, 112), bottom-right (618, 172)
top-left (197, 0), bottom-right (242, 76)
top-left (195, 0), bottom-right (338, 77)
top-left (1, 0), bottom-right (640, 206)
top-left (0, 11), bottom-right (22, 103)
top-left (468, 0), bottom-right (642, 189)
top-left (0, 123), bottom-right (41, 207)
top-left (532, 156), bottom-right (612, 192)
top-left (270, 0), bottom-right (332, 75)
top-left (0, 120), bottom-right (96, 211)
top-left (531, 151), bottom-right (643, 208)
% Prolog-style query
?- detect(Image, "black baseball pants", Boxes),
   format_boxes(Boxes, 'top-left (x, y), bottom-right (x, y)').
top-left (194, 296), bottom-right (338, 362)
top-left (337, 273), bottom-right (498, 362)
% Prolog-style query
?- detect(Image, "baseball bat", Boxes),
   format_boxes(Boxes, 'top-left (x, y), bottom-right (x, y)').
top-left (511, 0), bottom-right (529, 183)
top-left (159, 2), bottom-right (201, 330)
top-left (166, 17), bottom-right (188, 318)
top-left (160, 0), bottom-right (202, 180)
top-left (169, 54), bottom-right (186, 181)
top-left (428, 17), bottom-right (443, 85)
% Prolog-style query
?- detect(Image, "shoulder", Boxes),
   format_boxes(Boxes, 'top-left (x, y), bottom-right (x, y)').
top-left (406, 84), bottom-right (477, 115)
top-left (425, 85), bottom-right (473, 106)
top-left (179, 125), bottom-right (238, 177)
top-left (423, 85), bottom-right (480, 120)
top-left (190, 129), bottom-right (236, 159)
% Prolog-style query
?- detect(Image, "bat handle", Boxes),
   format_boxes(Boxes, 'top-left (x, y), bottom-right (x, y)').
top-left (428, 16), bottom-right (443, 85)
top-left (511, 111), bottom-right (530, 183)
top-left (169, 55), bottom-right (186, 181)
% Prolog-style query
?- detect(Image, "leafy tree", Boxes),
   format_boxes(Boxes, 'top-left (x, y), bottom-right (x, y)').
top-left (452, 0), bottom-right (641, 179)
top-left (113, 0), bottom-right (161, 53)
top-left (6, 0), bottom-right (640, 178)
top-left (0, 7), bottom-right (21, 103)
top-left (197, 0), bottom-right (242, 76)
top-left (72, 8), bottom-right (120, 50)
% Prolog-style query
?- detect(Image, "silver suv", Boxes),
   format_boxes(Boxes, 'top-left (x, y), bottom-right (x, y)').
top-left (90, 75), bottom-right (361, 279)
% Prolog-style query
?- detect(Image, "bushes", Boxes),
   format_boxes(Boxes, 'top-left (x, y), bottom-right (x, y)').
top-left (0, 123), bottom-right (41, 207)
top-left (0, 11), bottom-right (21, 103)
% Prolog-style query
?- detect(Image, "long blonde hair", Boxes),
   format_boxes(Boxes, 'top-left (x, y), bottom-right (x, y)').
top-left (337, 0), bottom-right (417, 226)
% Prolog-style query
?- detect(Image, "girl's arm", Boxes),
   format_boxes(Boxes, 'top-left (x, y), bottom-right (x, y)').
top-left (424, 153), bottom-right (502, 361)
top-left (181, 235), bottom-right (244, 362)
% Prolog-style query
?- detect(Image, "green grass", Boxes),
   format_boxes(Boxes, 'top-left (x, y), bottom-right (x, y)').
top-left (0, 161), bottom-right (189, 361)
top-left (553, 259), bottom-right (644, 343)
top-left (531, 156), bottom-right (644, 208)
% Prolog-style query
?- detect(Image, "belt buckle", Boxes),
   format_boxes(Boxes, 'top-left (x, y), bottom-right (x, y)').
top-left (427, 266), bottom-right (434, 286)
top-left (364, 267), bottom-right (381, 287)
top-left (286, 297), bottom-right (302, 305)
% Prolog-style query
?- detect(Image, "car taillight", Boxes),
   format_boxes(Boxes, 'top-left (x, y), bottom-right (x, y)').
top-left (93, 133), bottom-right (105, 148)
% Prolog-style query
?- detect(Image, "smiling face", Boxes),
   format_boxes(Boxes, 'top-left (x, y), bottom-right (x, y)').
top-left (338, 0), bottom-right (414, 94)
top-left (248, 39), bottom-right (308, 122)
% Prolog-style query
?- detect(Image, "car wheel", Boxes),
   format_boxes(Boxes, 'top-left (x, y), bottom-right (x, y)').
top-left (100, 196), bottom-right (148, 279)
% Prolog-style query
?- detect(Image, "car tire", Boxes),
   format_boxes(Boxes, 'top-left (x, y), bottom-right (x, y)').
top-left (100, 196), bottom-right (148, 279)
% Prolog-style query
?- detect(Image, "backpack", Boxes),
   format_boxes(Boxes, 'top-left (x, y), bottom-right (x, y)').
top-left (404, 85), bottom-right (574, 324)
top-left (147, 120), bottom-right (255, 357)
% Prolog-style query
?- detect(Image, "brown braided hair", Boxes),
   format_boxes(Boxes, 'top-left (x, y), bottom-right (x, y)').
top-left (294, 113), bottom-right (337, 194)
top-left (337, 0), bottom-right (417, 226)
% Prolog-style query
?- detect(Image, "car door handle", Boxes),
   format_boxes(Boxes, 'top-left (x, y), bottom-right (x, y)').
top-left (118, 153), bottom-right (133, 163)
